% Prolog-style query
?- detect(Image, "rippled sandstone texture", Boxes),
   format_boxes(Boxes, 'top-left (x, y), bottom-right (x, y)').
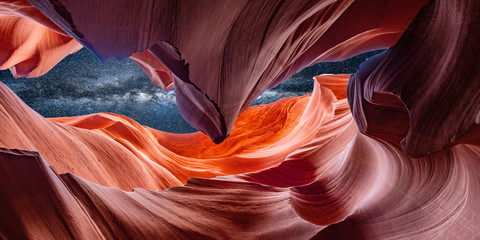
top-left (0, 1), bottom-right (82, 77)
top-left (1, 0), bottom-right (480, 239)
top-left (1, 74), bottom-right (479, 239)
top-left (347, 0), bottom-right (480, 157)
top-left (23, 0), bottom-right (428, 142)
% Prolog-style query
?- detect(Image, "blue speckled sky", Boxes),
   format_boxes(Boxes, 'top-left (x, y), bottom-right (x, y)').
top-left (0, 49), bottom-right (383, 133)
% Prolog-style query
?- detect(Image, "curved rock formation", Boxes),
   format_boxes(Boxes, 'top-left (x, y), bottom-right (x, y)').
top-left (0, 0), bottom-right (172, 89)
top-left (1, 74), bottom-right (479, 239)
top-left (1, 0), bottom-right (480, 239)
top-left (26, 0), bottom-right (428, 142)
top-left (130, 50), bottom-right (174, 91)
top-left (0, 12), bottom-right (82, 77)
top-left (0, 0), bottom-right (64, 33)
top-left (347, 0), bottom-right (480, 157)
top-left (0, 81), bottom-right (180, 190)
top-left (0, 74), bottom-right (336, 190)
top-left (52, 76), bottom-right (334, 179)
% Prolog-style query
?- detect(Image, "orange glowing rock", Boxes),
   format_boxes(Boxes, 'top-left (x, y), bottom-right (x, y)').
top-left (1, 74), bottom-right (479, 238)
top-left (24, 0), bottom-right (429, 142)
top-left (0, 14), bottom-right (82, 77)
top-left (0, 74), bottom-right (337, 191)
top-left (1, 0), bottom-right (480, 238)
top-left (0, 0), bottom-right (65, 33)
top-left (50, 76), bottom-right (335, 181)
top-left (0, 0), bottom-right (173, 87)
top-left (0, 80), bottom-right (181, 190)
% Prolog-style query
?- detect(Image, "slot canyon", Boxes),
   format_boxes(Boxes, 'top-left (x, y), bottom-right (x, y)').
top-left (0, 0), bottom-right (479, 239)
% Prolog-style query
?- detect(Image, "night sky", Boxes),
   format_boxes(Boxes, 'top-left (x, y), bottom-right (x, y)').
top-left (0, 49), bottom-right (383, 133)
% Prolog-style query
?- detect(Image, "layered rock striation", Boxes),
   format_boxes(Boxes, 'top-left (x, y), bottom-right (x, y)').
top-left (0, 0), bottom-right (479, 239)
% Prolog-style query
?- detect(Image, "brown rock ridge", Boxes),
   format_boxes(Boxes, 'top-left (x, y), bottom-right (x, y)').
top-left (347, 0), bottom-right (480, 157)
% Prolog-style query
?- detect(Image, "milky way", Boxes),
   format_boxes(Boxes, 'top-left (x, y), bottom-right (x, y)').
top-left (0, 49), bottom-right (383, 133)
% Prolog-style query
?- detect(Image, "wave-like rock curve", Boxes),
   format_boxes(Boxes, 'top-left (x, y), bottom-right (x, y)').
top-left (347, 0), bottom-right (480, 157)
top-left (1, 0), bottom-right (480, 239)
top-left (1, 75), bottom-right (479, 238)
top-left (24, 0), bottom-right (429, 142)
top-left (0, 74), bottom-right (337, 191)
